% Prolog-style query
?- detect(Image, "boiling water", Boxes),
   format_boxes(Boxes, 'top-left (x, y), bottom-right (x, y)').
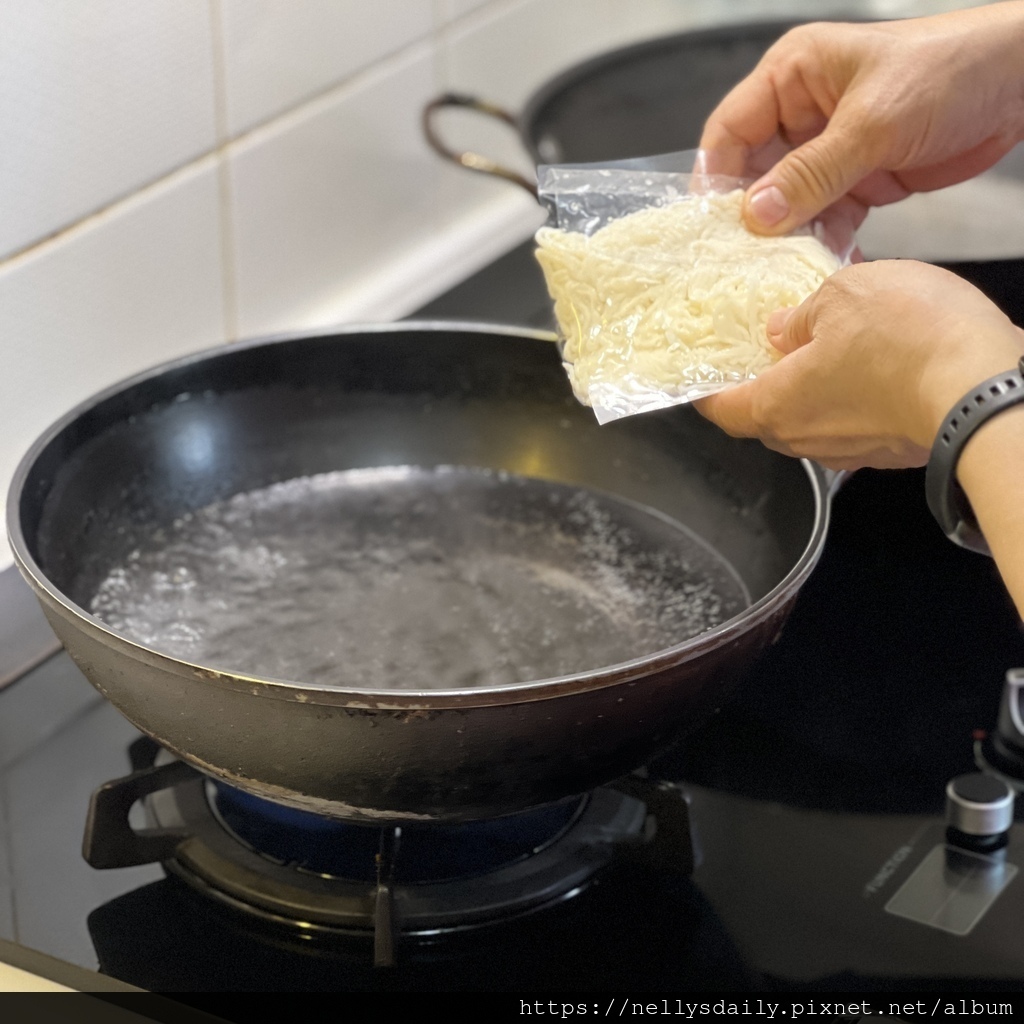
top-left (89, 466), bottom-right (750, 690)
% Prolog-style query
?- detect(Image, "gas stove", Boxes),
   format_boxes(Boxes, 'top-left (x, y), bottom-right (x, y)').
top-left (1, 244), bottom-right (1024, 998)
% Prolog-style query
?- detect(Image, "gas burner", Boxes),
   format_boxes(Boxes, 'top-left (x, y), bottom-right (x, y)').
top-left (210, 782), bottom-right (586, 883)
top-left (84, 738), bottom-right (693, 965)
top-left (152, 780), bottom-right (648, 944)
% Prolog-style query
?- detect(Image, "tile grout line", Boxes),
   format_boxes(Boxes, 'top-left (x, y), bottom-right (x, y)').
top-left (208, 0), bottom-right (240, 344)
top-left (0, 3), bottom-right (481, 280)
top-left (0, 769), bottom-right (16, 942)
top-left (216, 0), bottom-right (522, 147)
top-left (0, 153), bottom-right (221, 276)
top-left (0, 0), bottom-right (528, 280)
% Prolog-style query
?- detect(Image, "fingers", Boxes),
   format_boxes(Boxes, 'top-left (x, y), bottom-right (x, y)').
top-left (698, 62), bottom-right (784, 177)
top-left (694, 384), bottom-right (758, 440)
top-left (700, 24), bottom-right (879, 233)
top-left (766, 308), bottom-right (796, 351)
top-left (696, 378), bottom-right (801, 462)
top-left (896, 133), bottom-right (1023, 193)
top-left (704, 78), bottom-right (881, 233)
top-left (698, 289), bottom-right (820, 438)
top-left (768, 289), bottom-right (818, 355)
top-left (743, 105), bottom-right (880, 233)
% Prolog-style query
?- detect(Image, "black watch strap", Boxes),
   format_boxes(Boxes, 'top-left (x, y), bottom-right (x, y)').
top-left (925, 355), bottom-right (1024, 556)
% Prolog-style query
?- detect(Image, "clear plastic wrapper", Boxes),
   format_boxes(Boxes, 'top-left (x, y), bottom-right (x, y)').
top-left (534, 150), bottom-right (854, 424)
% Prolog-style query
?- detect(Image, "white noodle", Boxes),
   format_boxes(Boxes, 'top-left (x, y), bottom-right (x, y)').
top-left (535, 190), bottom-right (841, 420)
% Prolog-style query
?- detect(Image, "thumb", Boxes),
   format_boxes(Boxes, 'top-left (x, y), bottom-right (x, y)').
top-left (744, 110), bottom-right (876, 234)
top-left (694, 382), bottom-right (758, 440)
top-left (768, 294), bottom-right (816, 355)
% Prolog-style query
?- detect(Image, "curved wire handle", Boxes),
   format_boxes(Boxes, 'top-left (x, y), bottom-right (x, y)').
top-left (422, 92), bottom-right (537, 197)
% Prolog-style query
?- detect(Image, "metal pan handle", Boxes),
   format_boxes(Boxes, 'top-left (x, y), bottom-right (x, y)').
top-left (422, 92), bottom-right (537, 196)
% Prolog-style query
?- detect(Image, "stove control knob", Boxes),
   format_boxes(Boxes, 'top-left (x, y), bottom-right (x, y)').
top-left (996, 668), bottom-right (1024, 754)
top-left (974, 669), bottom-right (1024, 787)
top-left (946, 773), bottom-right (1015, 850)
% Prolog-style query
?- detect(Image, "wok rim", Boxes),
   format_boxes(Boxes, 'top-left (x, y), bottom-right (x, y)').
top-left (7, 320), bottom-right (832, 709)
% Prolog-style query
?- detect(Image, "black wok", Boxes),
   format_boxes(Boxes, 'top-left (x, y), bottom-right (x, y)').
top-left (8, 323), bottom-right (833, 821)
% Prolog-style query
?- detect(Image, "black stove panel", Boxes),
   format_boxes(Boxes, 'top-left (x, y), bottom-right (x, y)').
top-left (0, 242), bottom-right (1022, 996)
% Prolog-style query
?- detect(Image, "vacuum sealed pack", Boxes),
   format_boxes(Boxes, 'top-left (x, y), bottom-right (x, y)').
top-left (534, 150), bottom-right (853, 424)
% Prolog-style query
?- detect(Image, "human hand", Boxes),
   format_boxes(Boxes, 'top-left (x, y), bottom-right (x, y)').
top-left (695, 260), bottom-right (1024, 471)
top-left (698, 5), bottom-right (1024, 237)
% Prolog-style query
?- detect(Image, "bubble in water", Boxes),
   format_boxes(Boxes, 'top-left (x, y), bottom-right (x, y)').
top-left (88, 466), bottom-right (750, 690)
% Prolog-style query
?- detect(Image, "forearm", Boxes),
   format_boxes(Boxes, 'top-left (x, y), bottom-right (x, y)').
top-left (956, 406), bottom-right (1024, 620)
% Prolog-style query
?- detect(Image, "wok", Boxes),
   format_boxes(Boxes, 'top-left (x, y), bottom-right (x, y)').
top-left (8, 323), bottom-right (833, 822)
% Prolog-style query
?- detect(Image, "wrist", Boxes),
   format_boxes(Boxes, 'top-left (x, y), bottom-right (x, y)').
top-left (925, 355), bottom-right (1024, 553)
top-left (917, 328), bottom-right (1024, 448)
top-left (954, 401), bottom-right (1024, 572)
top-left (958, 402), bottom-right (1024, 486)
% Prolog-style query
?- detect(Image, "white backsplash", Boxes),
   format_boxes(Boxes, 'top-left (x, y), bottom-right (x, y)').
top-left (0, 0), bottom-right (994, 569)
top-left (0, 0), bottom-right (218, 262)
top-left (217, 0), bottom-right (436, 137)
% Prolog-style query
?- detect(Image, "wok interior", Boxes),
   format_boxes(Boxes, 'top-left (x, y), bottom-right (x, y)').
top-left (21, 328), bottom-right (816, 678)
top-left (526, 22), bottom-right (801, 164)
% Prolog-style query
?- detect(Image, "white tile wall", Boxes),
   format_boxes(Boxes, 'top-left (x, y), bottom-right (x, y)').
top-left (0, 0), bottom-right (1001, 573)
top-left (441, 0), bottom-right (496, 21)
top-left (216, 0), bottom-right (434, 137)
top-left (432, 0), bottom-right (620, 212)
top-left (442, 0), bottom-right (617, 111)
top-left (0, 160), bottom-right (225, 568)
top-left (0, 0), bottom-right (217, 261)
top-left (228, 43), bottom-right (454, 337)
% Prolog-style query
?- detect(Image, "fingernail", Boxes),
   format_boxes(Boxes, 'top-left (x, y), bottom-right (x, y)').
top-left (747, 185), bottom-right (789, 228)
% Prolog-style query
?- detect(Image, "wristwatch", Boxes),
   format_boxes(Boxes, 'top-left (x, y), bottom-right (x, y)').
top-left (925, 356), bottom-right (1024, 556)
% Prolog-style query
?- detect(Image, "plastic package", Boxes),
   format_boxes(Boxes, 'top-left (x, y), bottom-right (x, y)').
top-left (534, 150), bottom-right (853, 424)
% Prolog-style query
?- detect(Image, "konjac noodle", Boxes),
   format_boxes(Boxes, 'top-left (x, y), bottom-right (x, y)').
top-left (535, 189), bottom-right (842, 422)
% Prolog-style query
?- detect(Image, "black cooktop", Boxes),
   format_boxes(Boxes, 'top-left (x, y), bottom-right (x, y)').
top-left (1, 242), bottom-right (1023, 1000)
